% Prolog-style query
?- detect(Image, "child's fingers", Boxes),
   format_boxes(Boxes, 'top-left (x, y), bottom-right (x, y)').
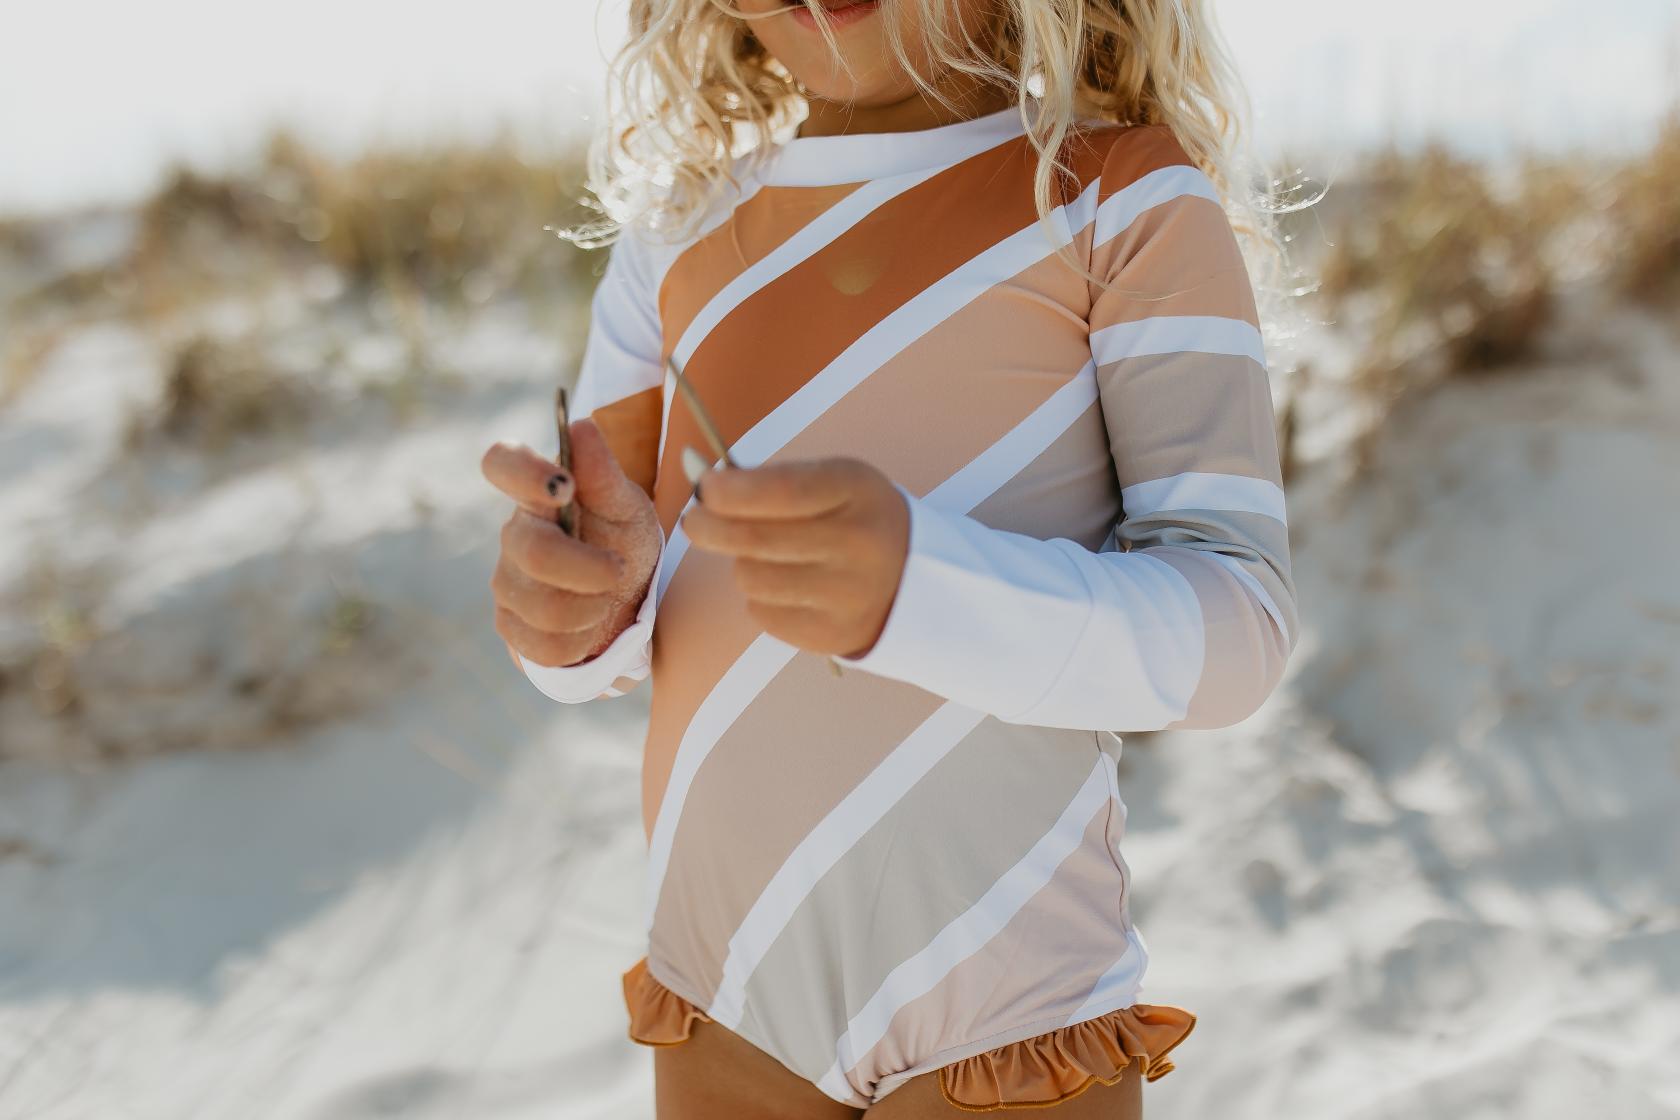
top-left (695, 458), bottom-right (856, 520)
top-left (482, 440), bottom-right (576, 520)
top-left (501, 510), bottom-right (626, 592)
top-left (680, 502), bottom-right (843, 561)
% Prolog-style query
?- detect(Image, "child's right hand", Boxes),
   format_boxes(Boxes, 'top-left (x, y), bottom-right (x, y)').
top-left (481, 417), bottom-right (661, 669)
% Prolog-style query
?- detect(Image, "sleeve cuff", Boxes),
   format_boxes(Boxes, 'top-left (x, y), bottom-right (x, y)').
top-left (520, 530), bottom-right (662, 704)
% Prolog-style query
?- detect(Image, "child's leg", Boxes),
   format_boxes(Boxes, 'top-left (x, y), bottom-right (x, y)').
top-left (652, 1017), bottom-right (866, 1120)
top-left (864, 1057), bottom-right (1144, 1119)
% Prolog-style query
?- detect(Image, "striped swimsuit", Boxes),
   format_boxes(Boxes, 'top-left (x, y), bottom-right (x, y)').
top-left (523, 107), bottom-right (1299, 1108)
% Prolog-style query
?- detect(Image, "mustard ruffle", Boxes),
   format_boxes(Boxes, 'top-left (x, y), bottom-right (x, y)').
top-left (621, 957), bottom-right (1195, 1110)
top-left (622, 957), bottom-right (711, 1046)
top-left (938, 1002), bottom-right (1197, 1112)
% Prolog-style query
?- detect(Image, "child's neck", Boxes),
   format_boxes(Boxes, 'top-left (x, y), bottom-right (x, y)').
top-left (795, 81), bottom-right (1014, 140)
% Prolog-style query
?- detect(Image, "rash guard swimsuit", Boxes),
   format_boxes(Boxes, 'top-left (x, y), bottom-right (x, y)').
top-left (521, 107), bottom-right (1299, 1109)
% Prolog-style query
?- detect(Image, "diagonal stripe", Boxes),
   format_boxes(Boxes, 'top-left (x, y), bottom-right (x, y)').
top-left (1090, 315), bottom-right (1267, 368)
top-left (1119, 470), bottom-right (1288, 525)
top-left (654, 169), bottom-right (958, 473)
top-left (641, 632), bottom-right (800, 929)
top-left (707, 702), bottom-right (990, 1028)
top-left (815, 752), bottom-right (1119, 1103)
top-left (919, 362), bottom-right (1098, 513)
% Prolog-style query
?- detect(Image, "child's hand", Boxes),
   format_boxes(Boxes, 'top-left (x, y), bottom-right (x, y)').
top-left (481, 418), bottom-right (662, 669)
top-left (679, 456), bottom-right (910, 660)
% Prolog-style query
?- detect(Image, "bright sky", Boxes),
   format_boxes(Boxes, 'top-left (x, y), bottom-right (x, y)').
top-left (1, 0), bottom-right (1674, 215)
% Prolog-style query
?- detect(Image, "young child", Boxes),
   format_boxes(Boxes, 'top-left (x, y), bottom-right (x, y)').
top-left (481, 0), bottom-right (1297, 1114)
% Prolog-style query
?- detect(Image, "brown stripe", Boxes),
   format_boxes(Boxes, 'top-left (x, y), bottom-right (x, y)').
top-left (659, 182), bottom-right (869, 354)
top-left (587, 384), bottom-right (664, 498)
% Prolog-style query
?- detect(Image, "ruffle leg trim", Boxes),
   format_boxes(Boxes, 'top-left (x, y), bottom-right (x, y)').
top-left (622, 957), bottom-right (711, 1047)
top-left (937, 1002), bottom-right (1198, 1112)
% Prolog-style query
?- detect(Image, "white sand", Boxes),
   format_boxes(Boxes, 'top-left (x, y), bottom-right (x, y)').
top-left (1, 275), bottom-right (1676, 1118)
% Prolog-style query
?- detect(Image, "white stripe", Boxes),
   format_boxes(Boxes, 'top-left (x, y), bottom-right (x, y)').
top-left (1090, 315), bottom-right (1267, 369)
top-left (707, 702), bottom-right (989, 1028)
top-left (1120, 470), bottom-right (1288, 525)
top-left (1206, 551), bottom-right (1294, 646)
top-left (920, 362), bottom-right (1098, 514)
top-left (1063, 928), bottom-right (1150, 1026)
top-left (817, 754), bottom-right (1117, 1099)
top-left (1091, 163), bottom-right (1222, 247)
top-left (641, 633), bottom-right (800, 930)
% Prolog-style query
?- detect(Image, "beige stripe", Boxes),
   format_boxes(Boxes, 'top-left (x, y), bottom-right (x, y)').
top-left (1146, 547), bottom-right (1293, 729)
top-left (648, 653), bottom-right (947, 1001)
top-left (732, 720), bottom-right (1104, 1085)
top-left (1095, 352), bottom-right (1282, 488)
top-left (965, 398), bottom-right (1121, 550)
top-left (842, 803), bottom-right (1124, 1092)
top-left (1088, 194), bottom-right (1259, 328)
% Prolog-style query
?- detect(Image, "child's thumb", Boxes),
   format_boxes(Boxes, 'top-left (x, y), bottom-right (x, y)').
top-left (569, 417), bottom-right (648, 521)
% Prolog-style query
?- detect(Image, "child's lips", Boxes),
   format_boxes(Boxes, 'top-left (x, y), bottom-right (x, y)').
top-left (780, 0), bottom-right (881, 26)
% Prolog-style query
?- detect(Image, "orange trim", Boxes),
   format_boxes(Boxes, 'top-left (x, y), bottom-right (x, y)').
top-left (621, 957), bottom-right (1195, 1111)
top-left (935, 1002), bottom-right (1197, 1112)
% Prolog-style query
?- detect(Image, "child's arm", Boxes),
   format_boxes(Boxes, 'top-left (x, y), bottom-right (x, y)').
top-left (836, 144), bottom-right (1297, 732)
top-left (519, 228), bottom-right (668, 703)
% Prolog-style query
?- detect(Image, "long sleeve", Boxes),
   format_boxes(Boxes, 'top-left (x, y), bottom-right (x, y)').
top-left (520, 227), bottom-right (669, 704)
top-left (835, 138), bottom-right (1298, 732)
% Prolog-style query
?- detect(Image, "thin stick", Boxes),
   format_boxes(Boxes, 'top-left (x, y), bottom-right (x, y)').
top-left (664, 352), bottom-right (737, 468)
top-left (664, 353), bottom-right (841, 677)
top-left (553, 386), bottom-right (579, 538)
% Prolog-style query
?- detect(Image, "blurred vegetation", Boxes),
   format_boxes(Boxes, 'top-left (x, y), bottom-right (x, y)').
top-left (1, 130), bottom-right (604, 414)
top-left (1280, 112), bottom-right (1678, 476)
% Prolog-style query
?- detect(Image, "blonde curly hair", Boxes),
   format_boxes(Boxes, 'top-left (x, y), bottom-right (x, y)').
top-left (564, 0), bottom-right (1285, 292)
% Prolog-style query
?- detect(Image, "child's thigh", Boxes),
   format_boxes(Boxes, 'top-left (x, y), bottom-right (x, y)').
top-left (651, 1017), bottom-right (864, 1120)
top-left (865, 1058), bottom-right (1144, 1119)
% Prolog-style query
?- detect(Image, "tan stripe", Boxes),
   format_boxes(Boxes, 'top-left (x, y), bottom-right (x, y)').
top-left (966, 398), bottom-right (1120, 550)
top-left (1095, 352), bottom-right (1282, 488)
top-left (1146, 548), bottom-right (1292, 729)
top-left (659, 182), bottom-right (868, 353)
top-left (1088, 194), bottom-right (1259, 327)
top-left (843, 804), bottom-right (1123, 1090)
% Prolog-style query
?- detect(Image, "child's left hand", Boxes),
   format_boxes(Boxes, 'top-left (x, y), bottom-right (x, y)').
top-left (679, 456), bottom-right (910, 661)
